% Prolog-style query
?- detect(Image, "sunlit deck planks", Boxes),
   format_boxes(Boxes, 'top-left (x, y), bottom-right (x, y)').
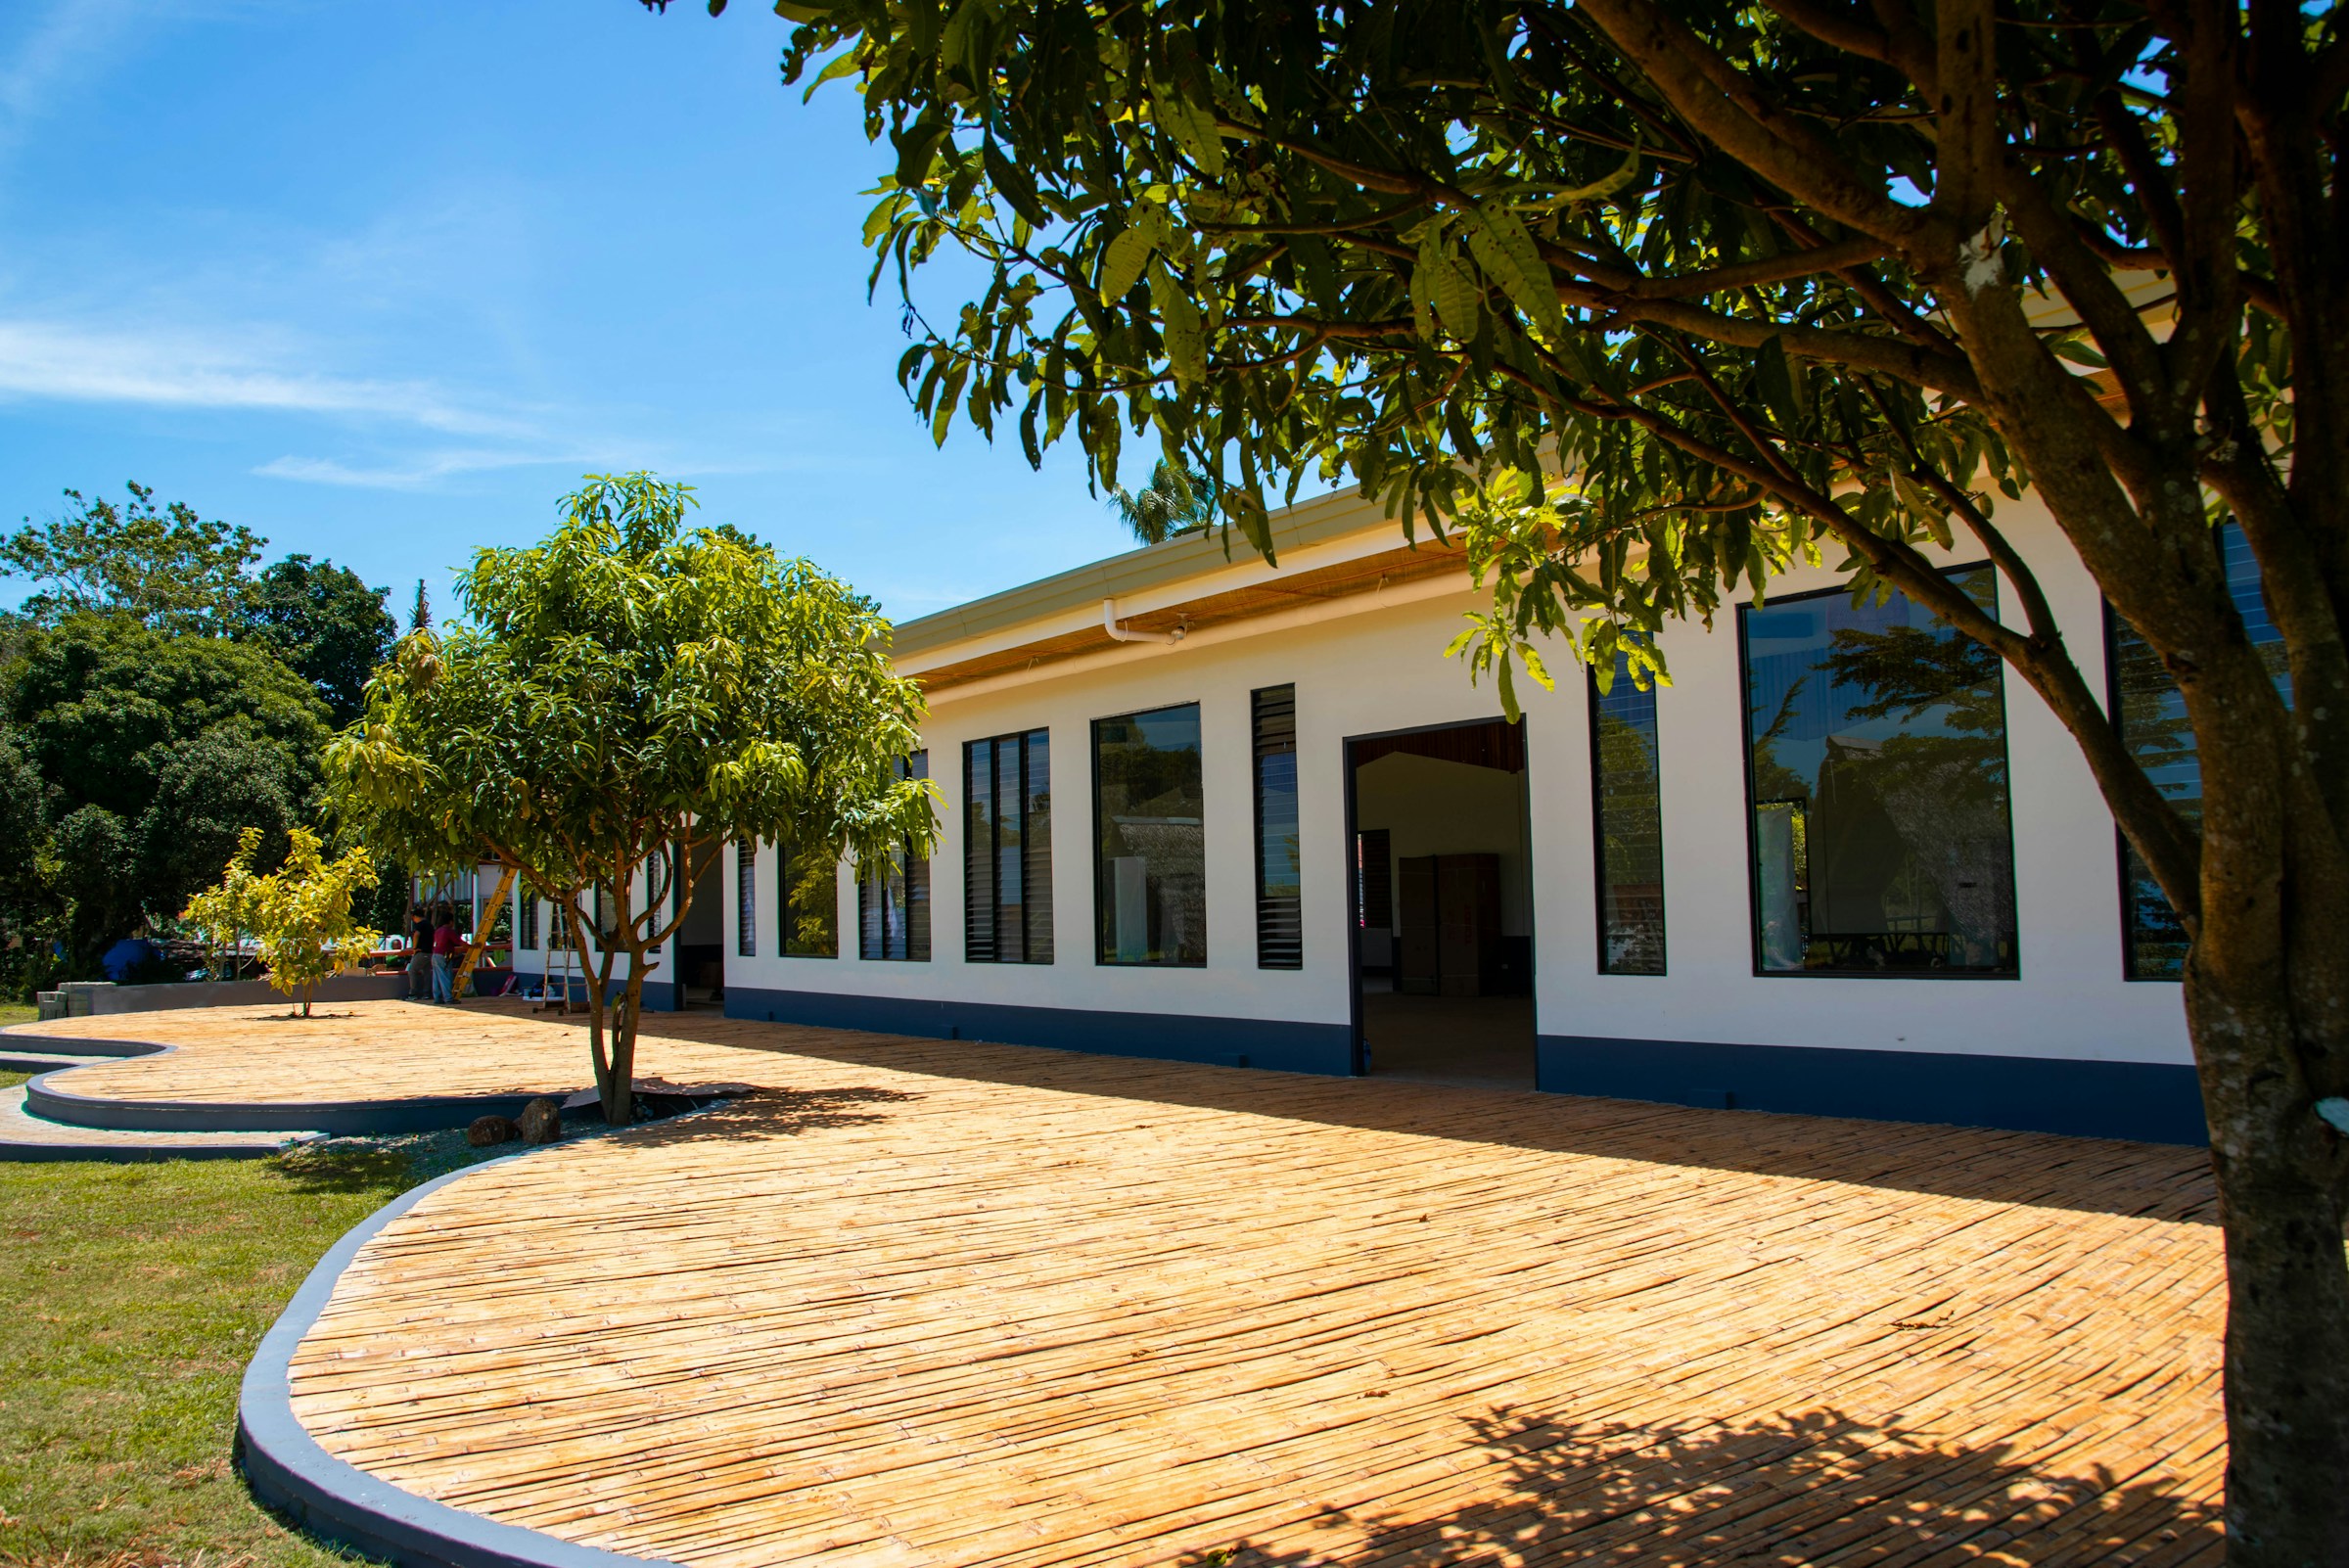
top-left (76, 1001), bottom-right (2223, 1568)
top-left (11, 999), bottom-right (816, 1104)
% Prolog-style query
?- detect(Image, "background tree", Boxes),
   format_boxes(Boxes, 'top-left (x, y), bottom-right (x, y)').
top-left (656, 0), bottom-right (2349, 1554)
top-left (328, 473), bottom-right (935, 1124)
top-left (0, 484), bottom-right (262, 633)
top-left (1109, 459), bottom-right (1219, 545)
top-left (2, 617), bottom-right (327, 967)
top-left (238, 554), bottom-right (397, 727)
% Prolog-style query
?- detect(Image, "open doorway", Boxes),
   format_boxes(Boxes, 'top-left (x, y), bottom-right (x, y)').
top-left (1347, 718), bottom-right (1537, 1088)
top-left (674, 846), bottom-right (725, 1008)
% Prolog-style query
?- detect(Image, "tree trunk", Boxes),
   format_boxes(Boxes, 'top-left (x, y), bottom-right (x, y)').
top-left (601, 961), bottom-right (646, 1128)
top-left (2180, 648), bottom-right (2349, 1567)
top-left (452, 863), bottom-right (518, 1005)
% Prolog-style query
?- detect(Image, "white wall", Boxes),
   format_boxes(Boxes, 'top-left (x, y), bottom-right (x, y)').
top-left (725, 495), bottom-right (2192, 1070)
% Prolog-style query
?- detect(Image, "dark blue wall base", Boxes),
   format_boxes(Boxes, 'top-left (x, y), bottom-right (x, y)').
top-left (724, 986), bottom-right (1355, 1077)
top-left (1538, 1034), bottom-right (2207, 1145)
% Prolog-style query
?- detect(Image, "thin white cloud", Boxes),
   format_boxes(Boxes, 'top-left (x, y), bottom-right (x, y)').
top-left (0, 317), bottom-right (541, 438)
top-left (253, 449), bottom-right (581, 490)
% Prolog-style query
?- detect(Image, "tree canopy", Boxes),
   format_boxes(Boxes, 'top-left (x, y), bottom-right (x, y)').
top-left (1, 484), bottom-right (264, 634)
top-left (241, 553), bottom-right (399, 728)
top-left (328, 472), bottom-right (935, 1120)
top-left (2, 617), bottom-right (329, 965)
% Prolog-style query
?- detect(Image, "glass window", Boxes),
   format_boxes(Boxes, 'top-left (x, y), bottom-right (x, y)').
top-left (965, 729), bottom-right (1053, 963)
top-left (1589, 655), bottom-right (1666, 975)
top-left (1253, 685), bottom-right (1302, 969)
top-left (859, 751), bottom-right (932, 961)
top-left (1738, 565), bottom-right (2018, 976)
top-left (517, 888), bottom-right (539, 950)
top-left (735, 841), bottom-right (758, 956)
top-left (778, 840), bottom-right (838, 958)
top-left (2109, 524), bottom-right (2288, 979)
top-left (1094, 703), bottom-right (1207, 966)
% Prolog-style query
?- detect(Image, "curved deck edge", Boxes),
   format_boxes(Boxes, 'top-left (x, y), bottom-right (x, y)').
top-left (14, 1036), bottom-right (566, 1135)
top-left (237, 1156), bottom-right (683, 1568)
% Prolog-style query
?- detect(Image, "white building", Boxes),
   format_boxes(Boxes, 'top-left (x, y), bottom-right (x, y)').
top-left (512, 484), bottom-right (2225, 1144)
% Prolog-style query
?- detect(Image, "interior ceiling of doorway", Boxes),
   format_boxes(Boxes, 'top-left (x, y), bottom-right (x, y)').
top-left (1352, 717), bottom-right (1526, 774)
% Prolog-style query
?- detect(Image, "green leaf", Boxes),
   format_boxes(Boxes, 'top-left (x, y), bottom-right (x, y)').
top-left (1152, 256), bottom-right (1207, 384)
top-left (984, 137), bottom-right (1049, 229)
top-left (1466, 203), bottom-right (1565, 346)
top-left (1100, 222), bottom-right (1156, 305)
top-left (1431, 242), bottom-right (1482, 341)
top-left (1756, 336), bottom-right (1803, 435)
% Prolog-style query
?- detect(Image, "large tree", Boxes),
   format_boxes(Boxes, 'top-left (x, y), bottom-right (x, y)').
top-left (3, 617), bottom-right (328, 966)
top-left (1, 484), bottom-right (263, 634)
top-left (658, 0), bottom-right (2347, 1556)
top-left (240, 554), bottom-right (398, 728)
top-left (328, 473), bottom-right (935, 1125)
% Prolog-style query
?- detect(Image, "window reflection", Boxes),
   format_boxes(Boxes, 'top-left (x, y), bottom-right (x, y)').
top-left (1740, 566), bottom-right (2018, 976)
top-left (1094, 703), bottom-right (1207, 966)
top-left (1589, 655), bottom-right (1666, 975)
top-left (2109, 525), bottom-right (2288, 979)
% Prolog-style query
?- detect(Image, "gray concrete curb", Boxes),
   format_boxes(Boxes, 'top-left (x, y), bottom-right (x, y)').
top-left (26, 1069), bottom-right (552, 1134)
top-left (7, 1033), bottom-right (567, 1135)
top-left (238, 1157), bottom-right (684, 1568)
top-left (0, 1139), bottom-right (312, 1163)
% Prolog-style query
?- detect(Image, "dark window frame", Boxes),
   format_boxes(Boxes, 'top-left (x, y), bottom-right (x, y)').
top-left (1252, 684), bottom-right (1302, 970)
top-left (964, 728), bottom-right (1054, 965)
top-left (735, 841), bottom-right (758, 957)
top-left (777, 839), bottom-right (839, 959)
top-left (1587, 658), bottom-right (1667, 976)
top-left (1733, 562), bottom-right (2023, 981)
top-left (517, 887), bottom-right (539, 951)
top-left (1091, 700), bottom-right (1209, 969)
top-left (859, 750), bottom-right (932, 962)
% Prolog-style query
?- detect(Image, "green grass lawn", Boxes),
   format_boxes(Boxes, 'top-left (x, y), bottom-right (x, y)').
top-left (0, 1082), bottom-right (508, 1568)
top-left (0, 1003), bottom-right (36, 1028)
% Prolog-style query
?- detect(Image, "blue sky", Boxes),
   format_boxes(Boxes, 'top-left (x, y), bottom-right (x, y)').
top-left (0, 0), bottom-right (1158, 627)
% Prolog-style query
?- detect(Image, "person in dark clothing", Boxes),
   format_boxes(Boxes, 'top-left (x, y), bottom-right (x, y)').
top-left (408, 908), bottom-right (434, 1000)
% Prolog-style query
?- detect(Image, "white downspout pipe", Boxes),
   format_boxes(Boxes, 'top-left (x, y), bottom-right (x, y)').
top-left (1103, 597), bottom-right (1185, 645)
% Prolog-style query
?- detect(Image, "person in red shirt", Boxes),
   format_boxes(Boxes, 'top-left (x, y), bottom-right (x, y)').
top-left (431, 906), bottom-right (460, 1004)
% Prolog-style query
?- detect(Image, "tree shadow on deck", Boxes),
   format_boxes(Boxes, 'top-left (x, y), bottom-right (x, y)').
top-left (1181, 1407), bottom-right (2221, 1568)
top-left (605, 1084), bottom-right (923, 1146)
top-left (618, 1012), bottom-right (2217, 1224)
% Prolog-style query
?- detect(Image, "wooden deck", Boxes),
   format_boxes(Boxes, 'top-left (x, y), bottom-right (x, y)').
top-left (48, 1003), bottom-right (2227, 1565)
top-left (151, 1004), bottom-right (2217, 1568)
top-left (13, 1000), bottom-right (804, 1104)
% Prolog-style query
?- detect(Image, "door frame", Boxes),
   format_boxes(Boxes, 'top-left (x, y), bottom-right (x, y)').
top-left (1340, 713), bottom-right (1533, 1076)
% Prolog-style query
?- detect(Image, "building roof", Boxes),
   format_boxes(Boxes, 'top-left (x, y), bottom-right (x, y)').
top-left (892, 484), bottom-right (1471, 695)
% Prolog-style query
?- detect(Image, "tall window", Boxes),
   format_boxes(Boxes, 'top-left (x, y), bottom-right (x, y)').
top-left (735, 840), bottom-right (757, 957)
top-left (965, 729), bottom-right (1053, 963)
top-left (1738, 565), bottom-right (2018, 977)
top-left (859, 751), bottom-right (932, 961)
top-left (1589, 656), bottom-right (1666, 975)
top-left (517, 889), bottom-right (539, 951)
top-left (1253, 686), bottom-right (1302, 969)
top-left (778, 841), bottom-right (838, 958)
top-left (2109, 524), bottom-right (2288, 979)
top-left (1094, 703), bottom-right (1207, 966)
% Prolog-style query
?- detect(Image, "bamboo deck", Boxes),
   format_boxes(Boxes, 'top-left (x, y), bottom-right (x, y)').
top-left (41, 1003), bottom-right (2226, 1565)
top-left (14, 1000), bottom-right (792, 1103)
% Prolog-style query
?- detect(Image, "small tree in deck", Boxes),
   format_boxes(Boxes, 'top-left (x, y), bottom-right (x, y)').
top-left (327, 474), bottom-right (934, 1125)
top-left (182, 826), bottom-right (382, 1017)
